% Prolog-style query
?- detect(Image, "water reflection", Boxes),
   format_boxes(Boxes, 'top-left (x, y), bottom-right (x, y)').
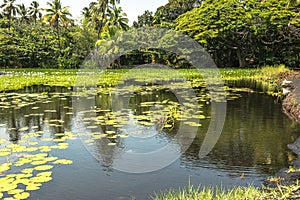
top-left (0, 86), bottom-right (300, 199)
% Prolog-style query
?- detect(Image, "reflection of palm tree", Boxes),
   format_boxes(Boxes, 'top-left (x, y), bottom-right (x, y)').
top-left (9, 108), bottom-right (19, 142)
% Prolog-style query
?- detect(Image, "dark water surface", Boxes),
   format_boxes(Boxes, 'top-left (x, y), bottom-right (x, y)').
top-left (0, 86), bottom-right (299, 200)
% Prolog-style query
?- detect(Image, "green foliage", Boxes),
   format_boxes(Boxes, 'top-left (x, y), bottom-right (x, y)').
top-left (176, 0), bottom-right (300, 68)
top-left (134, 0), bottom-right (200, 28)
top-left (154, 183), bottom-right (300, 200)
top-left (0, 67), bottom-right (287, 92)
top-left (0, 20), bottom-right (94, 68)
top-left (0, 0), bottom-right (130, 68)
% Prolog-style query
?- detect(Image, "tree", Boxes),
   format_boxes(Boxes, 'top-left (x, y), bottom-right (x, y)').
top-left (106, 5), bottom-right (129, 31)
top-left (17, 4), bottom-right (29, 23)
top-left (28, 1), bottom-right (42, 22)
top-left (43, 0), bottom-right (72, 48)
top-left (89, 0), bottom-right (120, 39)
top-left (0, 0), bottom-right (18, 31)
top-left (176, 0), bottom-right (300, 68)
top-left (133, 10), bottom-right (154, 28)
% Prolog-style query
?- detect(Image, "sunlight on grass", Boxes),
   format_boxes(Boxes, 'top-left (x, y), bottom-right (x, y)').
top-left (154, 181), bottom-right (300, 200)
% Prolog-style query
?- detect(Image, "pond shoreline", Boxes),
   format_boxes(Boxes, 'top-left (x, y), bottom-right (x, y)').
top-left (269, 71), bottom-right (300, 189)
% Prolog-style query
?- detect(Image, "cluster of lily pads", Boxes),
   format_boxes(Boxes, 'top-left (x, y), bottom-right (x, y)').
top-left (0, 67), bottom-right (286, 94)
top-left (0, 92), bottom-right (77, 199)
top-left (0, 68), bottom-right (251, 199)
top-left (0, 137), bottom-right (73, 199)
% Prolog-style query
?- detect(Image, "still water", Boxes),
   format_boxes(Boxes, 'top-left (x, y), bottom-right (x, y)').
top-left (0, 85), bottom-right (299, 200)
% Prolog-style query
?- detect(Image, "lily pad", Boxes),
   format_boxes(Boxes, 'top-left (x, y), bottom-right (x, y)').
top-left (14, 192), bottom-right (30, 199)
top-left (26, 184), bottom-right (41, 191)
top-left (7, 189), bottom-right (24, 194)
top-left (0, 152), bottom-right (11, 157)
top-left (34, 165), bottom-right (53, 171)
top-left (53, 159), bottom-right (73, 165)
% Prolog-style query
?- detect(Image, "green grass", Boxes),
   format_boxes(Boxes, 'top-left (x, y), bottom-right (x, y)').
top-left (154, 182), bottom-right (300, 200)
top-left (0, 65), bottom-right (289, 93)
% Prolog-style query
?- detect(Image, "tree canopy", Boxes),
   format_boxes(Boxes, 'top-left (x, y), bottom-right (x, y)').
top-left (176, 0), bottom-right (300, 67)
top-left (0, 0), bottom-right (299, 68)
top-left (0, 0), bottom-right (128, 68)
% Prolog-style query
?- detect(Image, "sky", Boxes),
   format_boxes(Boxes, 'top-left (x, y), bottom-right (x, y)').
top-left (15, 0), bottom-right (169, 24)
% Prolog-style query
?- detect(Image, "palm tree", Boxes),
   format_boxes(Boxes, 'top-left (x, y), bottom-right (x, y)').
top-left (43, 0), bottom-right (72, 48)
top-left (0, 0), bottom-right (18, 31)
top-left (106, 6), bottom-right (129, 31)
top-left (17, 4), bottom-right (29, 23)
top-left (28, 1), bottom-right (42, 22)
top-left (81, 4), bottom-right (95, 28)
top-left (89, 0), bottom-right (120, 39)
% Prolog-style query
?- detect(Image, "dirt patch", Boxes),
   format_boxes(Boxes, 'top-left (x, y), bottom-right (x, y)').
top-left (281, 71), bottom-right (300, 123)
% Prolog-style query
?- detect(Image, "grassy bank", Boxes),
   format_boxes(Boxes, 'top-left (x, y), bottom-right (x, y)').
top-left (0, 65), bottom-right (289, 93)
top-left (154, 182), bottom-right (300, 200)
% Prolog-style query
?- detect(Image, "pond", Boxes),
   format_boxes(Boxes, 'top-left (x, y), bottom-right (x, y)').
top-left (0, 84), bottom-right (299, 199)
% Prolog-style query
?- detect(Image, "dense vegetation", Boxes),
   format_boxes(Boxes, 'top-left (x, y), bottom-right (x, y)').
top-left (0, 0), bottom-right (299, 68)
top-left (0, 0), bottom-right (126, 68)
top-left (136, 0), bottom-right (300, 68)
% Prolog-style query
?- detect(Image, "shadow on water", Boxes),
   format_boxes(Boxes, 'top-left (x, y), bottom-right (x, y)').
top-left (0, 85), bottom-right (300, 199)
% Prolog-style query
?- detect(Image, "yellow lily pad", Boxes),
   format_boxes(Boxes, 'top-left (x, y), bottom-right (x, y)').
top-left (0, 139), bottom-right (7, 144)
top-left (34, 165), bottom-right (53, 171)
top-left (14, 192), bottom-right (30, 199)
top-left (0, 163), bottom-right (12, 173)
top-left (30, 176), bottom-right (52, 183)
top-left (26, 184), bottom-right (40, 191)
top-left (36, 171), bottom-right (52, 177)
top-left (8, 189), bottom-right (24, 194)
top-left (0, 152), bottom-right (11, 157)
top-left (53, 159), bottom-right (73, 165)
top-left (19, 127), bottom-right (29, 131)
top-left (21, 168), bottom-right (34, 174)
top-left (31, 160), bottom-right (47, 165)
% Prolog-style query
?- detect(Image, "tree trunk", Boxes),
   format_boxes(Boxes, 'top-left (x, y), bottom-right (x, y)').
top-left (97, 7), bottom-right (106, 39)
top-left (237, 47), bottom-right (245, 68)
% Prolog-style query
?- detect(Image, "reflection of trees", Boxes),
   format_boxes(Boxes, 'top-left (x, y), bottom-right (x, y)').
top-left (0, 86), bottom-right (74, 142)
top-left (8, 108), bottom-right (19, 142)
top-left (182, 92), bottom-right (300, 175)
top-left (87, 88), bottom-right (181, 169)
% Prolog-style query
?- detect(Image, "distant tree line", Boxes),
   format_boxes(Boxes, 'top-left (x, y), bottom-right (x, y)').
top-left (0, 0), bottom-right (127, 68)
top-left (133, 0), bottom-right (300, 68)
top-left (0, 0), bottom-right (299, 68)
